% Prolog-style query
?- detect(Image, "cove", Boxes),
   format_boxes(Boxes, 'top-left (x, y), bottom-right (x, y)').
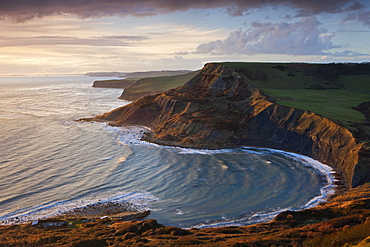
top-left (105, 126), bottom-right (336, 228)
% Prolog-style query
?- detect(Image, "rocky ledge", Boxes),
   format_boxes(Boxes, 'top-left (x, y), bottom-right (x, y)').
top-left (93, 63), bottom-right (367, 188)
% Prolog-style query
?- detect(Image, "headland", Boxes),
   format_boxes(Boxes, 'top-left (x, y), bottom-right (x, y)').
top-left (2, 62), bottom-right (370, 246)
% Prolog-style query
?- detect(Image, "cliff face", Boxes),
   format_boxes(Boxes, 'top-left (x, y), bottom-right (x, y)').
top-left (96, 63), bottom-right (363, 188)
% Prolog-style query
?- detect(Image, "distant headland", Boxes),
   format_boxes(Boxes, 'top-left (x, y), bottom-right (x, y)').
top-left (3, 62), bottom-right (370, 246)
top-left (92, 62), bottom-right (370, 188)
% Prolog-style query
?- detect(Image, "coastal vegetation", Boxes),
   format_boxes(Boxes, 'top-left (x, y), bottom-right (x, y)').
top-left (94, 63), bottom-right (368, 187)
top-left (92, 78), bottom-right (139, 89)
top-left (1, 183), bottom-right (370, 246)
top-left (91, 70), bottom-right (195, 98)
top-left (2, 62), bottom-right (370, 246)
top-left (103, 62), bottom-right (369, 131)
top-left (220, 62), bottom-right (370, 130)
top-left (117, 71), bottom-right (198, 101)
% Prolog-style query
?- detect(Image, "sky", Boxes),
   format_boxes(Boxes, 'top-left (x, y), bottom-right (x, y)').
top-left (0, 0), bottom-right (369, 76)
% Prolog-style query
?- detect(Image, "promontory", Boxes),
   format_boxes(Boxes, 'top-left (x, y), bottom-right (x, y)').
top-left (3, 62), bottom-right (370, 246)
top-left (93, 62), bottom-right (370, 189)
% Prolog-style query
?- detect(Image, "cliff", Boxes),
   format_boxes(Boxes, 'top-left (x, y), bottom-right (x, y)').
top-left (118, 71), bottom-right (199, 101)
top-left (4, 63), bottom-right (370, 246)
top-left (92, 78), bottom-right (138, 89)
top-left (95, 63), bottom-right (364, 188)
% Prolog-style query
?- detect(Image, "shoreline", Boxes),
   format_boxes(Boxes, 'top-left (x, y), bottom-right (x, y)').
top-left (109, 124), bottom-right (344, 228)
top-left (1, 124), bottom-right (344, 228)
top-left (0, 201), bottom-right (150, 226)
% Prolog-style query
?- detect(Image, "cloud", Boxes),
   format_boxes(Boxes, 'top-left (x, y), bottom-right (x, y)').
top-left (173, 51), bottom-right (189, 56)
top-left (194, 17), bottom-right (343, 56)
top-left (107, 55), bottom-right (204, 72)
top-left (0, 35), bottom-right (148, 47)
top-left (0, 0), bottom-right (363, 22)
top-left (348, 11), bottom-right (370, 27)
top-left (332, 50), bottom-right (369, 57)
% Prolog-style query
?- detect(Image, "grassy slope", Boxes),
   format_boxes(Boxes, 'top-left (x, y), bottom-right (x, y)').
top-left (221, 62), bottom-right (370, 129)
top-left (92, 71), bottom-right (194, 90)
top-left (263, 89), bottom-right (368, 126)
top-left (118, 71), bottom-right (199, 101)
top-left (94, 78), bottom-right (139, 84)
top-left (124, 71), bottom-right (199, 93)
top-left (124, 70), bottom-right (191, 78)
top-left (1, 63), bottom-right (370, 246)
top-left (93, 78), bottom-right (140, 88)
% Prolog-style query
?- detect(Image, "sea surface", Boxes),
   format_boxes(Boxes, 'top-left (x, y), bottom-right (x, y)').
top-left (0, 76), bottom-right (336, 228)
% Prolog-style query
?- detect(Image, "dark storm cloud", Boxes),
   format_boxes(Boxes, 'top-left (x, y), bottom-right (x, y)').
top-left (0, 35), bottom-right (148, 47)
top-left (344, 10), bottom-right (370, 27)
top-left (0, 0), bottom-right (363, 22)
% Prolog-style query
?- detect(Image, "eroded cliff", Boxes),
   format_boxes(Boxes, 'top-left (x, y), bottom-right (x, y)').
top-left (95, 63), bottom-right (363, 188)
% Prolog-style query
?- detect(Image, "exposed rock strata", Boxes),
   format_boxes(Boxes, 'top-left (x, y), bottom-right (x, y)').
top-left (95, 63), bottom-right (363, 188)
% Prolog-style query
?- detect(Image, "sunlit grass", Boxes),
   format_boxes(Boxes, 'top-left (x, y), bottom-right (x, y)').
top-left (126, 71), bottom-right (198, 93)
top-left (263, 89), bottom-right (368, 126)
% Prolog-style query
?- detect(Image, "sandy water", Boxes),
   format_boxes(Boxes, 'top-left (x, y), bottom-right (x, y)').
top-left (0, 76), bottom-right (335, 228)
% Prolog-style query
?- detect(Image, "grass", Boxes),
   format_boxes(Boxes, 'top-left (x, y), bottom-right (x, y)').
top-left (217, 62), bottom-right (370, 127)
top-left (340, 75), bottom-right (370, 92)
top-left (125, 71), bottom-right (198, 94)
top-left (303, 221), bottom-right (370, 247)
top-left (95, 78), bottom-right (139, 84)
top-left (263, 89), bottom-right (368, 126)
top-left (218, 62), bottom-right (325, 89)
top-left (98, 62), bottom-right (370, 128)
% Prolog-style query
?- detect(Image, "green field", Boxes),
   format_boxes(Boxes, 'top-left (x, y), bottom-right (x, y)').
top-left (124, 71), bottom-right (198, 94)
top-left (263, 89), bottom-right (368, 126)
top-left (219, 62), bottom-right (370, 127)
top-left (97, 62), bottom-right (369, 127)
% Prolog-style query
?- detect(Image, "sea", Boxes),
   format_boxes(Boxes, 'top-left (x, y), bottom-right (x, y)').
top-left (0, 76), bottom-right (336, 228)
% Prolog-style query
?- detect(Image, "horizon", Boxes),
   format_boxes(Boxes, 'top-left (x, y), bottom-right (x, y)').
top-left (1, 0), bottom-right (369, 76)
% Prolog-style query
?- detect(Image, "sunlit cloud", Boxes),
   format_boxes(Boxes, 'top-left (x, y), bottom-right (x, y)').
top-left (192, 17), bottom-right (367, 57)
top-left (0, 35), bottom-right (148, 47)
top-left (0, 0), bottom-right (368, 75)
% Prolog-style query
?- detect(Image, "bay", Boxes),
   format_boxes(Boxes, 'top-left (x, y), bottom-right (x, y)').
top-left (0, 76), bottom-right (335, 228)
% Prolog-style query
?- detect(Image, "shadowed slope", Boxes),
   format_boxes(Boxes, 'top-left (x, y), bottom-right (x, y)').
top-left (95, 63), bottom-right (362, 188)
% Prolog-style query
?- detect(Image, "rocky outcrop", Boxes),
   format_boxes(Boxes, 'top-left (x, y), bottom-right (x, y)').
top-left (95, 63), bottom-right (363, 188)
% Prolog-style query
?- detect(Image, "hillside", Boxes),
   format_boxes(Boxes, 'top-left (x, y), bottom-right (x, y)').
top-left (118, 71), bottom-right (199, 100)
top-left (92, 78), bottom-right (139, 89)
top-left (3, 62), bottom-right (370, 246)
top-left (95, 62), bottom-right (370, 187)
top-left (91, 70), bottom-right (193, 89)
top-left (220, 62), bottom-right (370, 133)
top-left (94, 63), bottom-right (370, 134)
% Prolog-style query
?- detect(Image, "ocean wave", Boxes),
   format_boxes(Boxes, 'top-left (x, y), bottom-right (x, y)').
top-left (241, 147), bottom-right (336, 208)
top-left (189, 207), bottom-right (291, 229)
top-left (0, 191), bottom-right (158, 225)
top-left (107, 124), bottom-right (336, 228)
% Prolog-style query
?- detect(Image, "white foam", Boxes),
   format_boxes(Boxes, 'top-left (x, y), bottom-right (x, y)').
top-left (107, 125), bottom-right (151, 146)
top-left (105, 125), bottom-right (337, 228)
top-left (176, 209), bottom-right (184, 215)
top-left (244, 147), bottom-right (336, 208)
top-left (189, 207), bottom-right (291, 229)
top-left (188, 148), bottom-right (337, 229)
top-left (0, 191), bottom-right (158, 225)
